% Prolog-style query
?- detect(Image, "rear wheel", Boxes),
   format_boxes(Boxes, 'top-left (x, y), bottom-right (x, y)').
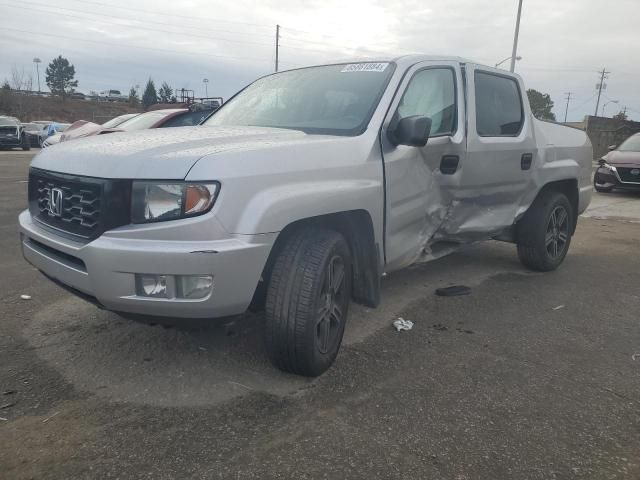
top-left (265, 227), bottom-right (352, 377)
top-left (517, 191), bottom-right (573, 272)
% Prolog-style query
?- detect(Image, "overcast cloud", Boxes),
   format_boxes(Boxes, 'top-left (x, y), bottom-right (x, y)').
top-left (1, 0), bottom-right (638, 121)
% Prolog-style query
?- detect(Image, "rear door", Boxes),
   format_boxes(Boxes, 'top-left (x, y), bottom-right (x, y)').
top-left (452, 65), bottom-right (537, 235)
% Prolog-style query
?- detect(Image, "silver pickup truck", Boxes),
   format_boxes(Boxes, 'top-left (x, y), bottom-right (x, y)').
top-left (19, 55), bottom-right (592, 376)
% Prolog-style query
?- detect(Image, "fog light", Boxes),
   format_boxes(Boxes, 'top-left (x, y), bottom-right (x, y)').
top-left (136, 274), bottom-right (168, 298)
top-left (177, 275), bottom-right (213, 299)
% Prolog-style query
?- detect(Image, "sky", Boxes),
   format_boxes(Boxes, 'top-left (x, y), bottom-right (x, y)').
top-left (1, 0), bottom-right (638, 122)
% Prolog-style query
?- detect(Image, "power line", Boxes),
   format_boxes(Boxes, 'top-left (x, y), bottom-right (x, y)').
top-left (65, 0), bottom-right (273, 30)
top-left (13, 0), bottom-right (275, 38)
top-left (566, 93), bottom-right (598, 113)
top-left (1, 26), bottom-right (273, 65)
top-left (1, 2), bottom-right (275, 48)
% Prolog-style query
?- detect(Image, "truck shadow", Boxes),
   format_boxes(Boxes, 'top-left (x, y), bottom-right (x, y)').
top-left (24, 241), bottom-right (528, 408)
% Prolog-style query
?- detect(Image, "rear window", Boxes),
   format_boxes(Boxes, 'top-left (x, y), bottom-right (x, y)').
top-left (160, 110), bottom-right (211, 128)
top-left (118, 112), bottom-right (171, 131)
top-left (475, 72), bottom-right (524, 136)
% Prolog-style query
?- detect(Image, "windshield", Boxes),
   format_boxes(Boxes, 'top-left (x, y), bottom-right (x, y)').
top-left (618, 135), bottom-right (640, 152)
top-left (117, 111), bottom-right (176, 131)
top-left (205, 62), bottom-right (395, 135)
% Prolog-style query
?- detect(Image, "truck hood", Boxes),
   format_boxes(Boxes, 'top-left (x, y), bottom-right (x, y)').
top-left (603, 150), bottom-right (640, 166)
top-left (31, 125), bottom-right (320, 179)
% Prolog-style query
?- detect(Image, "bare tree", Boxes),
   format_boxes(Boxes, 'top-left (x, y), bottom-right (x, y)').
top-left (10, 65), bottom-right (27, 90)
top-left (25, 74), bottom-right (33, 92)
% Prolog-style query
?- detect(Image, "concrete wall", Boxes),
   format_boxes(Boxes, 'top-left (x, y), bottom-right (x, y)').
top-left (584, 115), bottom-right (640, 159)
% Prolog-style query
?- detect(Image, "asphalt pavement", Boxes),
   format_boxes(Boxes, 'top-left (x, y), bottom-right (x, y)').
top-left (1, 151), bottom-right (639, 479)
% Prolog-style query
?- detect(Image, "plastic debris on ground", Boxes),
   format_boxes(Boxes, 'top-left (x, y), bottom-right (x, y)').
top-left (20, 294), bottom-right (32, 300)
top-left (632, 353), bottom-right (640, 361)
top-left (552, 305), bottom-right (565, 310)
top-left (393, 317), bottom-right (414, 332)
top-left (435, 285), bottom-right (471, 297)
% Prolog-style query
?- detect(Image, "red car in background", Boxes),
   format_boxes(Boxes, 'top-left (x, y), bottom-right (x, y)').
top-left (57, 107), bottom-right (214, 145)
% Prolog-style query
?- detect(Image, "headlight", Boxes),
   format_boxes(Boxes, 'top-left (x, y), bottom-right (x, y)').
top-left (131, 182), bottom-right (219, 223)
top-left (600, 162), bottom-right (617, 172)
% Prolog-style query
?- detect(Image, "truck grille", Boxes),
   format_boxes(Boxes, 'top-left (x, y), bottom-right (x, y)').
top-left (617, 167), bottom-right (640, 184)
top-left (28, 169), bottom-right (131, 240)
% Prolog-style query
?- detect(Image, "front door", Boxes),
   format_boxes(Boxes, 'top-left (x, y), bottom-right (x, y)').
top-left (380, 61), bottom-right (466, 271)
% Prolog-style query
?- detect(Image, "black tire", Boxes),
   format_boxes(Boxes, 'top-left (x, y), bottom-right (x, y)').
top-left (517, 191), bottom-right (573, 272)
top-left (593, 176), bottom-right (614, 193)
top-left (21, 135), bottom-right (30, 151)
top-left (265, 227), bottom-right (352, 377)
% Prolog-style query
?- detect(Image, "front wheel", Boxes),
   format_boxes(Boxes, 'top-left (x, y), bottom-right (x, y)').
top-left (265, 227), bottom-right (352, 377)
top-left (593, 176), bottom-right (614, 193)
top-left (517, 191), bottom-right (574, 272)
top-left (21, 135), bottom-right (30, 151)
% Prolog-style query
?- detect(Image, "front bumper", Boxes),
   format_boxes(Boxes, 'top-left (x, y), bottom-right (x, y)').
top-left (19, 210), bottom-right (276, 318)
top-left (594, 165), bottom-right (640, 191)
top-left (0, 136), bottom-right (21, 147)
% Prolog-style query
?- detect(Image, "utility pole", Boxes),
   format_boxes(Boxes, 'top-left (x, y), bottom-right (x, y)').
top-left (594, 68), bottom-right (610, 116)
top-left (275, 24), bottom-right (280, 73)
top-left (510, 0), bottom-right (524, 72)
top-left (563, 92), bottom-right (572, 123)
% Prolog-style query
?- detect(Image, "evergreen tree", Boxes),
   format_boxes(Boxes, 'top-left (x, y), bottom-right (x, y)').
top-left (526, 89), bottom-right (556, 121)
top-left (142, 78), bottom-right (157, 109)
top-left (158, 82), bottom-right (174, 103)
top-left (45, 56), bottom-right (78, 99)
top-left (128, 86), bottom-right (139, 106)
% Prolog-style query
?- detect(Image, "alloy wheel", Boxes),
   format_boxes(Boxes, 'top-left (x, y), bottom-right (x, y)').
top-left (316, 255), bottom-right (346, 354)
top-left (545, 205), bottom-right (569, 259)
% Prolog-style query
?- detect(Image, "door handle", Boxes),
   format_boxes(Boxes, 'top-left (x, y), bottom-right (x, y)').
top-left (440, 155), bottom-right (459, 175)
top-left (521, 153), bottom-right (533, 170)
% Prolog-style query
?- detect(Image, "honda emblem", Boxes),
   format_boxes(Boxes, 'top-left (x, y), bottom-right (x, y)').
top-left (48, 188), bottom-right (63, 216)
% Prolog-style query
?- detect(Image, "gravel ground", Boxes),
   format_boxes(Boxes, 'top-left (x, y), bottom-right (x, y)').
top-left (1, 151), bottom-right (639, 479)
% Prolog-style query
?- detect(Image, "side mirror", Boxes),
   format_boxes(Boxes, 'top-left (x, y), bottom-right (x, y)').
top-left (388, 115), bottom-right (432, 147)
top-left (608, 144), bottom-right (617, 151)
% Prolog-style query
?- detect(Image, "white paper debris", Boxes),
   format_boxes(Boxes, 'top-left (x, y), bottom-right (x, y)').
top-left (632, 353), bottom-right (640, 361)
top-left (20, 294), bottom-right (32, 300)
top-left (552, 305), bottom-right (565, 310)
top-left (393, 317), bottom-right (413, 332)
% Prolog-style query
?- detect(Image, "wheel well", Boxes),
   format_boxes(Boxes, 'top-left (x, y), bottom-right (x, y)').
top-left (535, 179), bottom-right (579, 233)
top-left (250, 210), bottom-right (381, 311)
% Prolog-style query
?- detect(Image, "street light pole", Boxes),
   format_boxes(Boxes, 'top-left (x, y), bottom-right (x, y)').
top-left (602, 99), bottom-right (618, 117)
top-left (510, 0), bottom-right (524, 73)
top-left (33, 57), bottom-right (41, 93)
top-left (275, 24), bottom-right (280, 73)
top-left (202, 78), bottom-right (209, 98)
top-left (495, 55), bottom-right (521, 69)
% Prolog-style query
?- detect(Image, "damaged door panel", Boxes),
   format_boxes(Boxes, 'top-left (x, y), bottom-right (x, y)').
top-left (380, 61), bottom-right (467, 270)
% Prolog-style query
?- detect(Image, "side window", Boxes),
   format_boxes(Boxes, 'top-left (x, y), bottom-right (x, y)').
top-left (475, 72), bottom-right (523, 136)
top-left (396, 68), bottom-right (456, 136)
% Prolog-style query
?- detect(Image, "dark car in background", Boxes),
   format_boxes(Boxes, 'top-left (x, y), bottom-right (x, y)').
top-left (594, 133), bottom-right (640, 193)
top-left (0, 116), bottom-right (30, 151)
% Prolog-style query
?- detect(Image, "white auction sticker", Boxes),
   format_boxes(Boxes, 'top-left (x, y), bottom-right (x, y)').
top-left (341, 63), bottom-right (388, 73)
